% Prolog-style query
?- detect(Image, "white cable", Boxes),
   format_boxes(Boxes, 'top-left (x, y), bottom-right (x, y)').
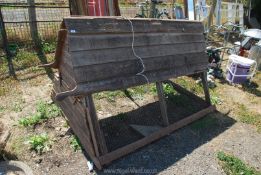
top-left (125, 18), bottom-right (150, 84)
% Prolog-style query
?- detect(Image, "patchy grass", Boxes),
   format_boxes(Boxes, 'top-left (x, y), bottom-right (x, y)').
top-left (237, 104), bottom-right (261, 132)
top-left (0, 78), bottom-right (19, 96)
top-left (0, 46), bottom-right (56, 76)
top-left (8, 136), bottom-right (25, 156)
top-left (217, 151), bottom-right (261, 175)
top-left (94, 90), bottom-right (125, 102)
top-left (12, 98), bottom-right (25, 112)
top-left (70, 135), bottom-right (82, 152)
top-left (10, 50), bottom-right (41, 72)
top-left (27, 133), bottom-right (51, 154)
top-left (19, 101), bottom-right (61, 127)
top-left (174, 77), bottom-right (203, 95)
top-left (126, 85), bottom-right (152, 100)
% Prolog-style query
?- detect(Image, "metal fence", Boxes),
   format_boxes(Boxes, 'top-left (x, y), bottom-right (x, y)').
top-left (0, 1), bottom-right (70, 45)
top-left (0, 0), bottom-right (70, 76)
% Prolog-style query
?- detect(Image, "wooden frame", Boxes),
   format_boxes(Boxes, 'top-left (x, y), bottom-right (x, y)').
top-left (47, 17), bottom-right (214, 170)
top-left (53, 71), bottom-right (215, 170)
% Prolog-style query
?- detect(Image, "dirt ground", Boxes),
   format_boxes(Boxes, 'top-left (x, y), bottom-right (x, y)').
top-left (0, 64), bottom-right (260, 174)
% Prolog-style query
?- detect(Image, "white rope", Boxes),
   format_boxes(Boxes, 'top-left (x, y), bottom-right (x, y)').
top-left (125, 18), bottom-right (150, 84)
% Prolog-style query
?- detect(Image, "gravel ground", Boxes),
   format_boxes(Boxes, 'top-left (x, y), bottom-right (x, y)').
top-left (97, 113), bottom-right (260, 175)
top-left (1, 70), bottom-right (260, 175)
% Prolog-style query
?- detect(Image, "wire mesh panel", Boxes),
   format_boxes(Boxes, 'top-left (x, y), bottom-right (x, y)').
top-left (0, 2), bottom-right (70, 44)
top-left (120, 4), bottom-right (173, 18)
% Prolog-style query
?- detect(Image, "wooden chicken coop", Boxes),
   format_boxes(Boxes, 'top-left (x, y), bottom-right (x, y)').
top-left (43, 16), bottom-right (215, 170)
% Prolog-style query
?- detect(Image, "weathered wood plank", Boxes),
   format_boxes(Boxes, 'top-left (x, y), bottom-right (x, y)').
top-left (68, 33), bottom-right (205, 52)
top-left (64, 17), bottom-right (204, 34)
top-left (156, 82), bottom-right (169, 126)
top-left (55, 63), bottom-right (207, 101)
top-left (86, 95), bottom-right (108, 155)
top-left (98, 105), bottom-right (216, 165)
top-left (73, 52), bottom-right (208, 83)
top-left (52, 89), bottom-right (94, 156)
top-left (70, 43), bottom-right (206, 67)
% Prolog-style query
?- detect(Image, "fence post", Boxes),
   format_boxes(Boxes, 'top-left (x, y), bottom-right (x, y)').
top-left (28, 0), bottom-right (41, 48)
top-left (0, 6), bottom-right (16, 77)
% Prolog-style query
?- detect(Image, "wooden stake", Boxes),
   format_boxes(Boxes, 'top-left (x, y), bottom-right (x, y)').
top-left (156, 82), bottom-right (169, 126)
top-left (200, 71), bottom-right (211, 105)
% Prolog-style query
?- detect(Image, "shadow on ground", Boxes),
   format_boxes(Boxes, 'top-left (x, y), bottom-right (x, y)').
top-left (93, 93), bottom-right (236, 174)
top-left (242, 81), bottom-right (261, 97)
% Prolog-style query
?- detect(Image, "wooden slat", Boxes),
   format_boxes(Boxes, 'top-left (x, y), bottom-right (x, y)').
top-left (53, 90), bottom-right (94, 155)
top-left (52, 78), bottom-right (102, 169)
top-left (53, 78), bottom-right (91, 139)
top-left (55, 63), bottom-right (207, 101)
top-left (68, 33), bottom-right (205, 52)
top-left (70, 42), bottom-right (206, 67)
top-left (156, 82), bottom-right (169, 126)
top-left (98, 105), bottom-right (216, 165)
top-left (84, 97), bottom-right (101, 157)
top-left (64, 17), bottom-right (204, 34)
top-left (86, 95), bottom-right (108, 156)
top-left (73, 52), bottom-right (208, 83)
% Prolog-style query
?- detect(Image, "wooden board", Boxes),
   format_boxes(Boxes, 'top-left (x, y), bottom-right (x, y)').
top-left (53, 17), bottom-right (208, 99)
top-left (64, 17), bottom-right (204, 34)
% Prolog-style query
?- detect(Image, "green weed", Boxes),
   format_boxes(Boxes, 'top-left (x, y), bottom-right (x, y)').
top-left (19, 113), bottom-right (42, 127)
top-left (19, 101), bottom-right (61, 127)
top-left (27, 133), bottom-right (51, 154)
top-left (238, 104), bottom-right (261, 132)
top-left (41, 41), bottom-right (56, 54)
top-left (0, 105), bottom-right (5, 112)
top-left (210, 95), bottom-right (222, 105)
top-left (70, 135), bottom-right (82, 152)
top-left (217, 151), bottom-right (261, 175)
top-left (131, 85), bottom-right (153, 95)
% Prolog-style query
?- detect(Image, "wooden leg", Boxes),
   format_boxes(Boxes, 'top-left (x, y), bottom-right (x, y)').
top-left (200, 71), bottom-right (211, 105)
top-left (86, 95), bottom-right (108, 156)
top-left (156, 82), bottom-right (169, 127)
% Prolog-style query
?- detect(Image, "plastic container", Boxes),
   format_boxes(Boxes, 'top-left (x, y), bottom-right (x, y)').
top-left (226, 55), bottom-right (257, 84)
top-left (226, 63), bottom-right (250, 83)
